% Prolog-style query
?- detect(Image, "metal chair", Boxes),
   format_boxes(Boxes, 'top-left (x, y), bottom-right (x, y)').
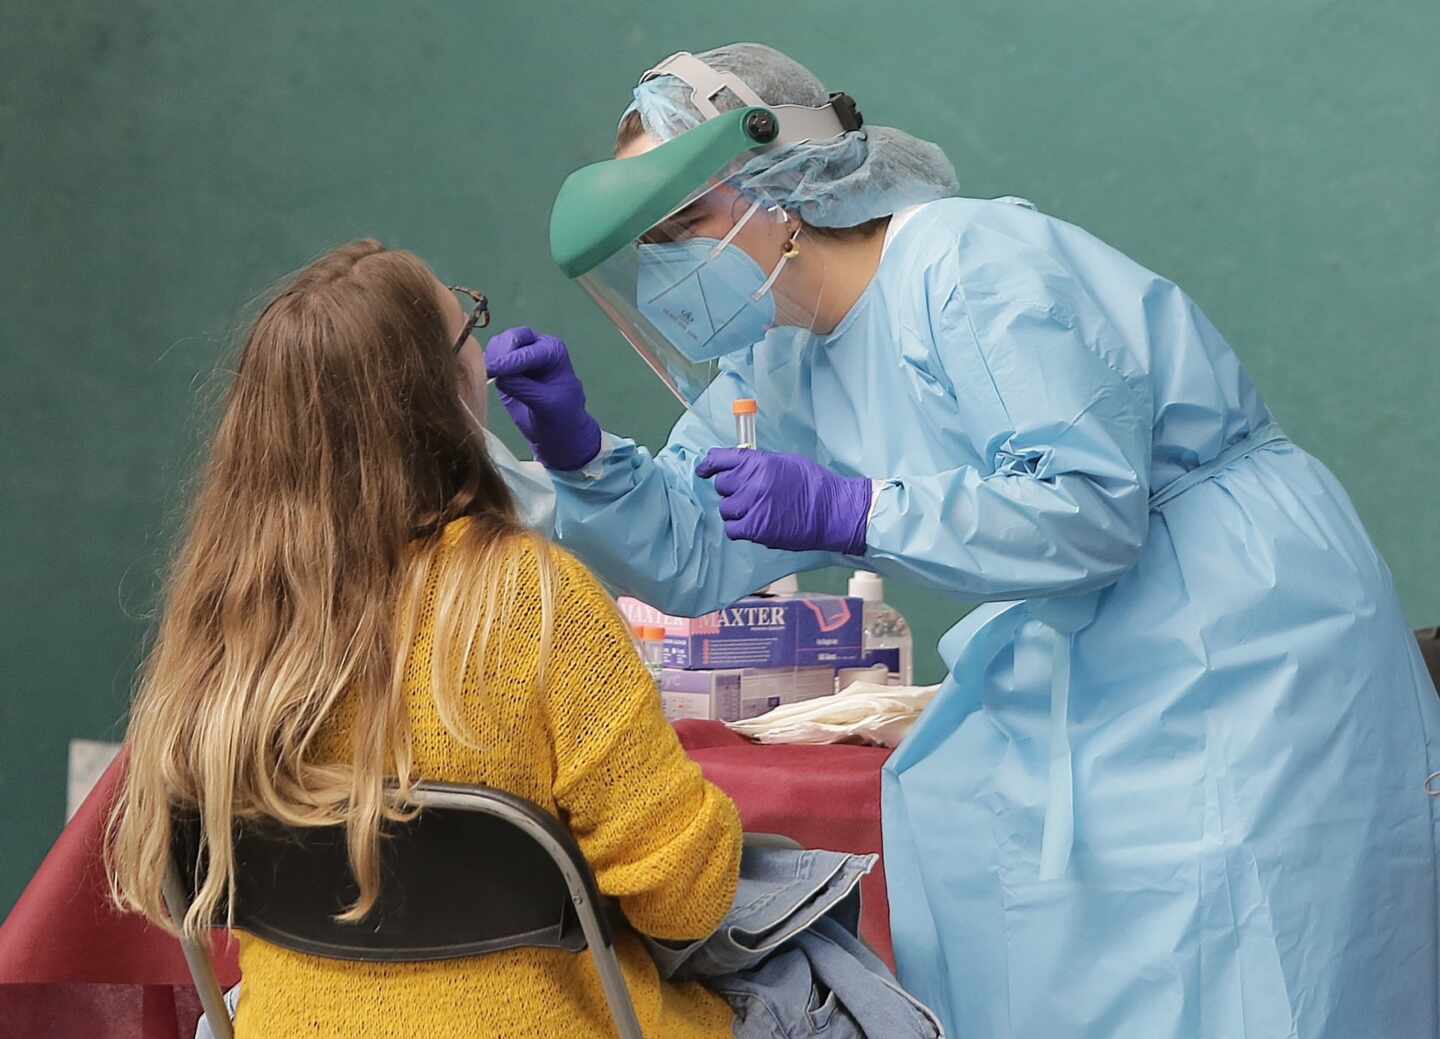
top-left (164, 782), bottom-right (645, 1039)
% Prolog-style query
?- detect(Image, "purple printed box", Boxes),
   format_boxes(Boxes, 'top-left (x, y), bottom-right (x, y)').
top-left (618, 594), bottom-right (866, 670)
top-left (659, 667), bottom-right (838, 723)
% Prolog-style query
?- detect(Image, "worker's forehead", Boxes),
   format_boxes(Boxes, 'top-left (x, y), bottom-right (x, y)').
top-left (617, 132), bottom-right (663, 160)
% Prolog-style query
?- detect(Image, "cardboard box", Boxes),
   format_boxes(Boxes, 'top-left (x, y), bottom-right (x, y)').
top-left (659, 666), bottom-right (838, 723)
top-left (619, 594), bottom-right (865, 670)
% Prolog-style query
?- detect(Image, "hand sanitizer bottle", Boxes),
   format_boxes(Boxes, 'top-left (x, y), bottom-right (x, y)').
top-left (848, 571), bottom-right (913, 686)
top-left (759, 574), bottom-right (799, 596)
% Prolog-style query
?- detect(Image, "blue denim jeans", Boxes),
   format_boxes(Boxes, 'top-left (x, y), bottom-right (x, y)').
top-left (646, 845), bottom-right (944, 1039)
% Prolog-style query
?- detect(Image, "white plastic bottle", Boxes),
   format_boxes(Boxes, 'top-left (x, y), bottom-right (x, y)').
top-left (760, 574), bottom-right (799, 596)
top-left (848, 570), bottom-right (914, 686)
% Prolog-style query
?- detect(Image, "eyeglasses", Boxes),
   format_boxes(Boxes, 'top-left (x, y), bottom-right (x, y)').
top-left (448, 285), bottom-right (490, 355)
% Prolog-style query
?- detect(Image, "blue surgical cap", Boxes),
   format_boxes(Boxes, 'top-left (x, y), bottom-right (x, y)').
top-left (623, 43), bottom-right (961, 229)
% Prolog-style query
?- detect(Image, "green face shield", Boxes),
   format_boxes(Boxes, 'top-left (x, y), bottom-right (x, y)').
top-left (550, 107), bottom-right (830, 407)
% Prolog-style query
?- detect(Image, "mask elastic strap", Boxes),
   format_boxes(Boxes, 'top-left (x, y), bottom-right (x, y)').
top-left (752, 225), bottom-right (802, 301)
top-left (708, 200), bottom-right (766, 259)
top-left (458, 395), bottom-right (485, 434)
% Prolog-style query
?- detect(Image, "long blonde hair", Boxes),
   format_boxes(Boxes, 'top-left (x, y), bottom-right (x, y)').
top-left (106, 240), bottom-right (554, 936)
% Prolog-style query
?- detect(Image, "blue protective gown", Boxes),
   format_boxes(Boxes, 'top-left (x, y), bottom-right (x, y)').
top-left (498, 197), bottom-right (1440, 1037)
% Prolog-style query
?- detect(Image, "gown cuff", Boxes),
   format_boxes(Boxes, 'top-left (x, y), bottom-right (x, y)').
top-left (868, 480), bottom-right (886, 523)
top-left (561, 430), bottom-right (624, 482)
top-left (864, 478), bottom-right (901, 553)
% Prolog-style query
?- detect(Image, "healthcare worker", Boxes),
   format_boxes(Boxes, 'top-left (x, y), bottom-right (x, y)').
top-left (484, 43), bottom-right (1440, 1039)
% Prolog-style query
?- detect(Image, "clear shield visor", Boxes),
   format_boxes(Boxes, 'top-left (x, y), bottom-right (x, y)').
top-left (577, 183), bottom-right (826, 407)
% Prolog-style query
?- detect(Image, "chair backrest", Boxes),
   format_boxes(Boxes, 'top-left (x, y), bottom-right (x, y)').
top-left (168, 782), bottom-right (644, 1038)
top-left (171, 783), bottom-right (609, 961)
top-left (1419, 627), bottom-right (1440, 694)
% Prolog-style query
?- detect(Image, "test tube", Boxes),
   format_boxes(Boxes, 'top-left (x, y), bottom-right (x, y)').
top-left (733, 398), bottom-right (758, 450)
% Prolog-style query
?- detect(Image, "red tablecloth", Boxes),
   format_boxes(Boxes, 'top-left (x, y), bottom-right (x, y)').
top-left (0, 722), bottom-right (893, 1037)
top-left (671, 721), bottom-right (894, 968)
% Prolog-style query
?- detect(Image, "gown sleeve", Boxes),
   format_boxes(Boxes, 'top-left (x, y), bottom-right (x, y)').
top-left (544, 366), bottom-right (836, 617)
top-left (864, 245), bottom-right (1153, 601)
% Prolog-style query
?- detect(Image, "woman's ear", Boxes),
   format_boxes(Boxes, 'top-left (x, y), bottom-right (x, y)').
top-left (456, 340), bottom-right (488, 428)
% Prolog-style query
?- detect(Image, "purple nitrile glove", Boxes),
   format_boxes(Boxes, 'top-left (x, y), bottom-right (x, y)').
top-left (484, 327), bottom-right (602, 472)
top-left (695, 448), bottom-right (872, 555)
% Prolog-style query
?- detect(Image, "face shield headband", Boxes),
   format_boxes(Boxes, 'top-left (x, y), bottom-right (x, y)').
top-left (637, 51), bottom-right (863, 149)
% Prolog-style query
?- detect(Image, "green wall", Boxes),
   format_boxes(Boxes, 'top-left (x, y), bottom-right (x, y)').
top-left (2, 1), bottom-right (1436, 916)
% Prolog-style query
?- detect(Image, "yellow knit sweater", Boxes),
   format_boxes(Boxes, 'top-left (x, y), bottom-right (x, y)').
top-left (233, 523), bottom-right (741, 1038)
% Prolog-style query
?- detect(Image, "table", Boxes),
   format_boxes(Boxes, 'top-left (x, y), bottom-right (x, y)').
top-left (0, 723), bottom-right (893, 1038)
top-left (671, 721), bottom-right (894, 968)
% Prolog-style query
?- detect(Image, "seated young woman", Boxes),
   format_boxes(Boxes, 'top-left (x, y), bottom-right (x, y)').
top-left (106, 240), bottom-right (742, 1038)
